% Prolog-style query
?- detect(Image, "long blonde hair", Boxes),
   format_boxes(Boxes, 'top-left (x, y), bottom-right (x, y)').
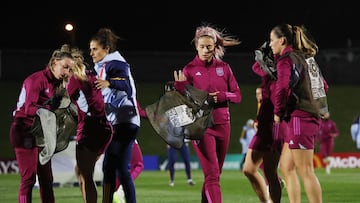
top-left (193, 23), bottom-right (241, 59)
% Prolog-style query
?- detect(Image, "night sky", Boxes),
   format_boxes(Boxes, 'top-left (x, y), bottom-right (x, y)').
top-left (1, 1), bottom-right (359, 53)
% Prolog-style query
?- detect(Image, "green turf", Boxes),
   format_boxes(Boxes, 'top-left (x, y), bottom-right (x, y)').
top-left (1, 168), bottom-right (360, 202)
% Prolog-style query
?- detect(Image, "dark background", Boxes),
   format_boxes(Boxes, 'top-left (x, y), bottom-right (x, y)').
top-left (1, 1), bottom-right (359, 158)
top-left (1, 1), bottom-right (359, 52)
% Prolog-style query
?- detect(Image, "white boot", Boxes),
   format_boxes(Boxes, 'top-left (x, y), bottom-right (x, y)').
top-left (324, 157), bottom-right (331, 174)
top-left (326, 164), bottom-right (331, 174)
top-left (113, 185), bottom-right (125, 203)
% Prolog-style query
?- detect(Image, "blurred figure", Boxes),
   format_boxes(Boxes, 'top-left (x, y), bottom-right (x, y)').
top-left (351, 115), bottom-right (360, 151)
top-left (239, 119), bottom-right (256, 171)
top-left (317, 112), bottom-right (339, 174)
top-left (253, 86), bottom-right (262, 131)
top-left (167, 139), bottom-right (195, 187)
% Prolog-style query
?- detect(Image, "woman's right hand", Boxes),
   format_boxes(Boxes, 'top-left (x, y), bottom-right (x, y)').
top-left (174, 70), bottom-right (186, 81)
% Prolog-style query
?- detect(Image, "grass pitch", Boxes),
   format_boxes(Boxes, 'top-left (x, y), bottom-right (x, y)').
top-left (1, 168), bottom-right (359, 202)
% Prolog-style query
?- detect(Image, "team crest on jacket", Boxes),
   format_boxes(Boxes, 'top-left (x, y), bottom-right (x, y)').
top-left (216, 67), bottom-right (224, 76)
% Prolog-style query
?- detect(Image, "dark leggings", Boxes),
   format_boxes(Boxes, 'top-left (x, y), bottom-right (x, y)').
top-left (102, 123), bottom-right (139, 203)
